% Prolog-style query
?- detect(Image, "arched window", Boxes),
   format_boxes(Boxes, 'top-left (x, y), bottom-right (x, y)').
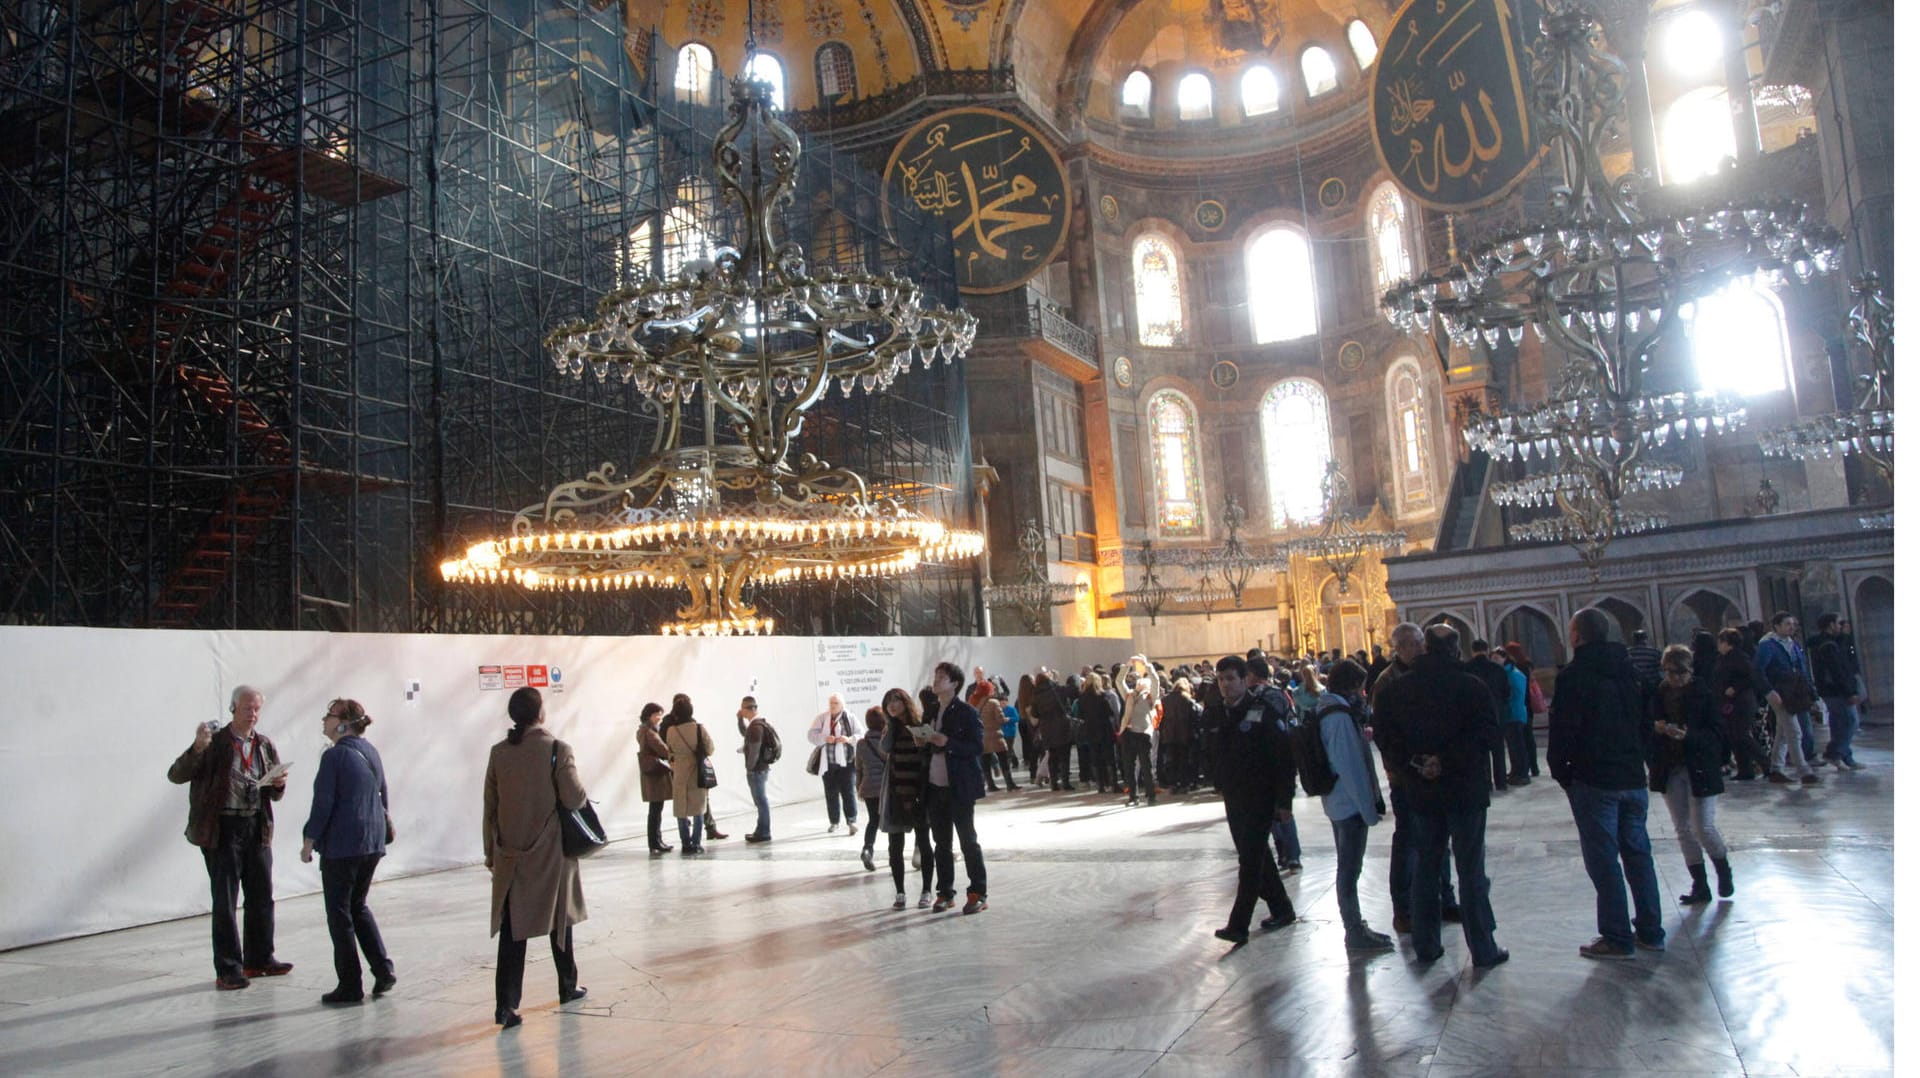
top-left (1241, 65), bottom-right (1280, 116)
top-left (1662, 7), bottom-right (1722, 79)
top-left (1260, 379), bottom-right (1333, 528)
top-left (1301, 46), bottom-right (1338, 98)
top-left (1149, 390), bottom-right (1205, 535)
top-left (1132, 233), bottom-right (1185, 346)
top-left (1121, 70), bottom-right (1153, 117)
top-left (1177, 72), bottom-right (1213, 121)
top-left (1348, 21), bottom-right (1379, 69)
top-left (1664, 87), bottom-right (1734, 183)
top-left (674, 42), bottom-right (715, 105)
top-left (745, 52), bottom-right (786, 109)
top-left (1688, 281), bottom-right (1789, 395)
top-left (623, 219), bottom-right (654, 283)
top-left (662, 176), bottom-right (717, 277)
top-left (814, 42), bottom-right (856, 102)
top-left (1367, 184), bottom-right (1413, 295)
top-left (1245, 225), bottom-right (1317, 343)
top-left (1386, 358), bottom-right (1435, 513)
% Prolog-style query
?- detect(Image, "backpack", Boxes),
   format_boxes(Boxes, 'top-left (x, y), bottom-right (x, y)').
top-left (1289, 704), bottom-right (1339, 798)
top-left (755, 720), bottom-right (783, 769)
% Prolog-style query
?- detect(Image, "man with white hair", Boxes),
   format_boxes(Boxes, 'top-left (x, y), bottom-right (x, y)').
top-left (808, 692), bottom-right (860, 834)
top-left (168, 685), bottom-right (293, 990)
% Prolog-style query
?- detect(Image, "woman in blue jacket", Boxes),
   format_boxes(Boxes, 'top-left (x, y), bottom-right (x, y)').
top-left (301, 699), bottom-right (396, 1004)
top-left (1495, 648), bottom-right (1533, 786)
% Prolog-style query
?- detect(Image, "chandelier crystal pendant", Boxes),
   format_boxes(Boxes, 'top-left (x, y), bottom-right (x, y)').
top-left (439, 50), bottom-right (982, 636)
top-left (1164, 495), bottom-right (1287, 609)
top-left (1759, 272), bottom-right (1894, 488)
top-left (981, 518), bottom-right (1087, 635)
top-left (1380, 2), bottom-right (1843, 573)
top-left (1285, 463), bottom-right (1406, 595)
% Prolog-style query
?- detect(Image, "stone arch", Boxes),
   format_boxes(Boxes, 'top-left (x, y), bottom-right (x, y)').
top-left (1666, 587), bottom-right (1744, 644)
top-left (1587, 595), bottom-right (1648, 644)
top-left (1422, 609), bottom-right (1478, 642)
top-left (1851, 574), bottom-right (1893, 715)
top-left (1492, 603), bottom-right (1566, 668)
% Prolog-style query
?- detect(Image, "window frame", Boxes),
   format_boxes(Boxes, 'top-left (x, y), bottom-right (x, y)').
top-left (1347, 20), bottom-right (1379, 70)
top-left (1240, 64), bottom-right (1281, 117)
top-left (1366, 182), bottom-right (1415, 296)
top-left (744, 51), bottom-right (786, 110)
top-left (1120, 69), bottom-right (1153, 118)
top-left (673, 42), bottom-right (716, 106)
top-left (1176, 71), bottom-right (1214, 122)
top-left (1147, 389), bottom-right (1208, 537)
top-left (1385, 357), bottom-right (1435, 514)
top-left (1301, 45), bottom-right (1339, 98)
top-left (813, 41), bottom-right (856, 103)
top-left (1131, 232), bottom-right (1187, 348)
top-left (1259, 378), bottom-right (1334, 529)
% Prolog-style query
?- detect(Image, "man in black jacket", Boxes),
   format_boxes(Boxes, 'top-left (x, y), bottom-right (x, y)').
top-left (1203, 654), bottom-right (1298, 945)
top-left (1549, 608), bottom-right (1664, 960)
top-left (1465, 639), bottom-right (1513, 792)
top-left (1376, 623), bottom-right (1460, 934)
top-left (1371, 626), bottom-right (1507, 968)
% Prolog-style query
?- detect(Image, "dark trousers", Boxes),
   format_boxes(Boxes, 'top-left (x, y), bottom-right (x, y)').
top-left (203, 813), bottom-right (275, 977)
top-left (1075, 741), bottom-right (1093, 782)
top-left (1047, 745), bottom-right (1074, 788)
top-left (1121, 731), bottom-right (1155, 800)
top-left (926, 785), bottom-right (986, 899)
top-left (1488, 732), bottom-right (1509, 790)
top-left (1407, 806), bottom-right (1500, 964)
top-left (1388, 785), bottom-right (1455, 917)
top-left (319, 853), bottom-right (391, 992)
top-left (495, 895), bottom-right (577, 1015)
top-left (1089, 739), bottom-right (1117, 790)
top-left (1163, 741), bottom-right (1192, 790)
top-left (647, 800), bottom-right (669, 848)
top-left (888, 820), bottom-right (934, 894)
top-left (1224, 802), bottom-right (1294, 933)
top-left (1523, 714), bottom-right (1541, 775)
top-left (822, 763), bottom-right (858, 826)
top-left (985, 751), bottom-right (1018, 789)
top-left (1503, 725), bottom-right (1532, 780)
top-left (1728, 712), bottom-right (1767, 776)
top-left (862, 796), bottom-right (881, 851)
top-left (1023, 727), bottom-right (1041, 782)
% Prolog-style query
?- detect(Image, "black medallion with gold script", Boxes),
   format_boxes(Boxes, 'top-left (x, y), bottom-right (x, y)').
top-left (1370, 0), bottom-right (1544, 213)
top-left (882, 108), bottom-right (1071, 295)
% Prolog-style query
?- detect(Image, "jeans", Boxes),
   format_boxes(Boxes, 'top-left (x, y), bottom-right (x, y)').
top-left (319, 853), bottom-right (391, 992)
top-left (862, 796), bottom-right (880, 851)
top-left (203, 813), bottom-right (275, 977)
top-left (1387, 785), bottom-right (1455, 917)
top-left (495, 895), bottom-right (576, 1015)
top-left (926, 784), bottom-right (985, 899)
top-left (888, 821), bottom-right (934, 894)
top-left (821, 763), bottom-right (857, 827)
top-left (1821, 696), bottom-right (1859, 765)
top-left (1770, 705), bottom-right (1813, 777)
top-left (1121, 731), bottom-right (1155, 799)
top-left (1407, 806), bottom-right (1500, 964)
top-left (746, 768), bottom-right (772, 838)
top-left (1565, 782), bottom-right (1664, 950)
top-left (1330, 814), bottom-right (1373, 935)
top-left (1270, 815), bottom-right (1301, 865)
top-left (1046, 745), bottom-right (1075, 788)
top-left (1658, 773), bottom-right (1727, 865)
top-left (1224, 802), bottom-right (1294, 933)
top-left (677, 816), bottom-right (703, 851)
top-left (1488, 730), bottom-right (1509, 789)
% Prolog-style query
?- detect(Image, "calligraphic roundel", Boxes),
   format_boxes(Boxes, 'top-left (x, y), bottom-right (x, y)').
top-left (883, 108), bottom-right (1072, 295)
top-left (1370, 0), bottom-right (1545, 213)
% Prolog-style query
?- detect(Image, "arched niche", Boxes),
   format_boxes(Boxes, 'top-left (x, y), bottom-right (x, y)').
top-left (1666, 587), bottom-right (1744, 645)
top-left (1492, 603), bottom-right (1566, 669)
top-left (1852, 574), bottom-right (1893, 719)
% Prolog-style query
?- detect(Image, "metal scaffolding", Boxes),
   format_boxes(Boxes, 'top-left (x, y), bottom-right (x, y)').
top-left (0, 0), bottom-right (979, 636)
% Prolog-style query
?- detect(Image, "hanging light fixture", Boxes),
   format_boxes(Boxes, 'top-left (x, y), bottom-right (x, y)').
top-left (982, 518), bottom-right (1087, 635)
top-left (440, 5), bottom-right (982, 635)
top-left (1164, 495), bottom-right (1287, 608)
top-left (1759, 273), bottom-right (1894, 489)
top-left (1380, 2), bottom-right (1843, 574)
top-left (1116, 541), bottom-right (1187, 626)
top-left (1285, 462), bottom-right (1406, 595)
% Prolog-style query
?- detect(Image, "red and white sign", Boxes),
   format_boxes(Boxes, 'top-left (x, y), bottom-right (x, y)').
top-left (502, 665), bottom-right (527, 689)
top-left (527, 665), bottom-right (549, 687)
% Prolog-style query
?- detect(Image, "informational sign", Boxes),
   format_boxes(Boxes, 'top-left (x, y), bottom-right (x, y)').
top-left (1370, 0), bottom-right (1545, 212)
top-left (813, 638), bottom-right (902, 711)
top-left (479, 663), bottom-right (560, 691)
top-left (478, 665), bottom-right (504, 691)
top-left (882, 108), bottom-right (1071, 295)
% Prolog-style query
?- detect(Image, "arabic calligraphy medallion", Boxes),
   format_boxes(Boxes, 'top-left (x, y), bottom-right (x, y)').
top-left (883, 108), bottom-right (1072, 294)
top-left (1370, 0), bottom-right (1543, 212)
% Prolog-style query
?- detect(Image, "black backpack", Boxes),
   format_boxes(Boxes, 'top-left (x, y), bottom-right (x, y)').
top-left (755, 720), bottom-right (784, 769)
top-left (1290, 705), bottom-right (1339, 798)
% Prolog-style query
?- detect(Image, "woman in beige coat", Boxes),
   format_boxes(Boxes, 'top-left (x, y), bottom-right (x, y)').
top-left (483, 687), bottom-right (589, 1028)
top-left (663, 693), bottom-right (715, 855)
top-left (637, 702), bottom-right (675, 854)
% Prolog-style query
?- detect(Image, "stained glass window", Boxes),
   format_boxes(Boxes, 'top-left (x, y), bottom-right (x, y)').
top-left (1241, 65), bottom-right (1280, 116)
top-left (674, 43), bottom-right (715, 105)
top-left (1368, 184), bottom-right (1412, 295)
top-left (1301, 47), bottom-right (1338, 98)
top-left (1388, 358), bottom-right (1434, 512)
top-left (1132, 234), bottom-right (1185, 346)
top-left (1149, 391), bottom-right (1205, 535)
top-left (1260, 379), bottom-right (1332, 528)
top-left (1246, 226), bottom-right (1317, 343)
top-left (1348, 21), bottom-right (1379, 69)
top-left (1178, 72), bottom-right (1213, 121)
top-left (1121, 70), bottom-right (1152, 116)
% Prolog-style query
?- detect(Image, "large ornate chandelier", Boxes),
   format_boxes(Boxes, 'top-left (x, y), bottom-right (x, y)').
top-left (1286, 463), bottom-right (1406, 594)
top-left (1381, 1), bottom-right (1843, 574)
top-left (982, 518), bottom-right (1087, 634)
top-left (1759, 272), bottom-right (1894, 489)
top-left (1164, 495), bottom-right (1287, 609)
top-left (1116, 541), bottom-right (1187, 626)
top-left (440, 60), bottom-right (982, 635)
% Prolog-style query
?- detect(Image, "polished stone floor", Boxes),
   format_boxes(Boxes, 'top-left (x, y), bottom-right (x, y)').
top-left (0, 728), bottom-right (1896, 1078)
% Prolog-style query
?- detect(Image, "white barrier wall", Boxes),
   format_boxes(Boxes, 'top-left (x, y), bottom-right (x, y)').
top-left (0, 627), bottom-right (1122, 951)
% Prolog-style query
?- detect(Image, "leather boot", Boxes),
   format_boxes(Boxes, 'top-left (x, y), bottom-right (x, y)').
top-left (1678, 862), bottom-right (1713, 905)
top-left (1712, 856), bottom-right (1734, 898)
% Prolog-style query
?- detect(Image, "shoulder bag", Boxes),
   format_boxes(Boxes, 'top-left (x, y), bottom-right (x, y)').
top-left (694, 725), bottom-right (719, 789)
top-left (551, 746), bottom-right (608, 858)
top-left (339, 737), bottom-right (397, 845)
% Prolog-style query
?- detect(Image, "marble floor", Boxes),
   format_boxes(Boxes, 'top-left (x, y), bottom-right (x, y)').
top-left (0, 728), bottom-right (1897, 1078)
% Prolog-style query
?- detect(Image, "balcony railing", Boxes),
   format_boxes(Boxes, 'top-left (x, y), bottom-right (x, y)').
top-left (969, 285), bottom-right (1100, 372)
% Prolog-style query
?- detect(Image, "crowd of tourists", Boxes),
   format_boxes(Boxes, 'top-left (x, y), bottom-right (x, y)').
top-left (163, 606), bottom-right (1869, 1026)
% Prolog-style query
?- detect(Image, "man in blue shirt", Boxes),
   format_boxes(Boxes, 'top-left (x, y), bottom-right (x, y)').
top-left (1316, 660), bottom-right (1393, 951)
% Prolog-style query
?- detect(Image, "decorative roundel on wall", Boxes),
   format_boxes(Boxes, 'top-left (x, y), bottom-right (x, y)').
top-left (1210, 360), bottom-right (1240, 389)
top-left (1194, 199), bottom-right (1227, 233)
top-left (1318, 177), bottom-right (1348, 210)
top-left (1338, 340), bottom-right (1365, 371)
top-left (1099, 194), bottom-right (1119, 222)
top-left (1112, 355), bottom-right (1134, 388)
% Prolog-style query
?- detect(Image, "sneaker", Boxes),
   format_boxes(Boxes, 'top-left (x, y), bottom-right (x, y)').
top-left (931, 896), bottom-right (954, 913)
top-left (846, 822), bottom-right (858, 836)
top-left (892, 893), bottom-right (907, 910)
top-left (861, 847), bottom-right (875, 871)
top-left (917, 891), bottom-right (933, 909)
top-left (1801, 774), bottom-right (1821, 786)
top-left (1345, 927), bottom-right (1395, 952)
top-left (1767, 772), bottom-right (1793, 784)
top-left (1579, 937), bottom-right (1635, 960)
top-left (963, 893), bottom-right (988, 914)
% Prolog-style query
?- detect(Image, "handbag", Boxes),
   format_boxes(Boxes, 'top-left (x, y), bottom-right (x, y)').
top-left (693, 725), bottom-right (719, 789)
top-left (551, 747), bottom-right (608, 858)
top-left (805, 744), bottom-right (824, 776)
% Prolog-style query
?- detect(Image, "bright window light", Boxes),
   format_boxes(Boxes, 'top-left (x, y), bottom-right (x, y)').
top-left (1664, 8), bottom-right (1723, 79)
top-left (1121, 70), bottom-right (1152, 115)
top-left (1241, 65), bottom-right (1280, 116)
top-left (1301, 47), bottom-right (1338, 98)
top-left (745, 52), bottom-right (785, 109)
top-left (1663, 86), bottom-right (1734, 183)
top-left (1178, 72), bottom-right (1213, 120)
top-left (1689, 281), bottom-right (1788, 395)
top-left (1348, 21), bottom-right (1378, 69)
